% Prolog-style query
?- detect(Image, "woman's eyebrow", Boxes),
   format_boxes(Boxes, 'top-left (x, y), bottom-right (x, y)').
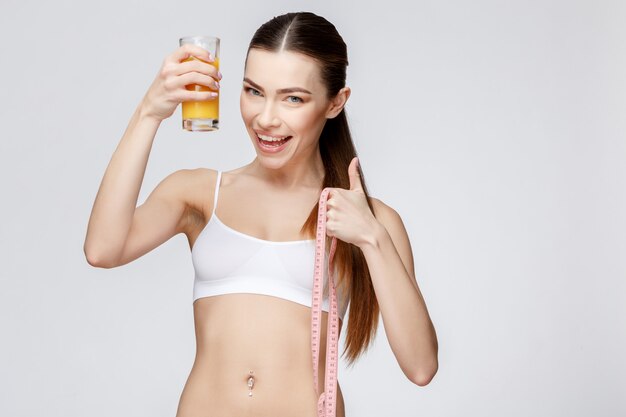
top-left (243, 77), bottom-right (312, 94)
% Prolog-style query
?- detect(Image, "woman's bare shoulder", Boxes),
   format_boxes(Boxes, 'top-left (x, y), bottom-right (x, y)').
top-left (172, 167), bottom-right (218, 190)
top-left (165, 168), bottom-right (217, 238)
top-left (167, 167), bottom-right (219, 216)
top-left (367, 195), bottom-right (393, 218)
top-left (367, 196), bottom-right (407, 234)
top-left (183, 165), bottom-right (253, 209)
top-left (367, 196), bottom-right (417, 283)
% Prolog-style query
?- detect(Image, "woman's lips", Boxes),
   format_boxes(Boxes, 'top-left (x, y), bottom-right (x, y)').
top-left (256, 133), bottom-right (292, 153)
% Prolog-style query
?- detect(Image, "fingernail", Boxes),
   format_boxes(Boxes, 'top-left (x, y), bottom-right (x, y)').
top-left (215, 81), bottom-right (220, 89)
top-left (217, 71), bottom-right (223, 79)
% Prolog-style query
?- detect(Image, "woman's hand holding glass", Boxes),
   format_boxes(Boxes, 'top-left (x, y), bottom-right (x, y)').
top-left (140, 44), bottom-right (222, 123)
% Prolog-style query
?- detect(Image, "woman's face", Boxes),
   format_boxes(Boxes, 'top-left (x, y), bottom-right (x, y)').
top-left (240, 48), bottom-right (344, 168)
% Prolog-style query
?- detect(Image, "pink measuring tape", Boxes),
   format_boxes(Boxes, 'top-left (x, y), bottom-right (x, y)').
top-left (311, 187), bottom-right (340, 417)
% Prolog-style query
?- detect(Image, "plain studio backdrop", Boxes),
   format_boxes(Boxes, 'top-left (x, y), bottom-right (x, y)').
top-left (0, 0), bottom-right (624, 416)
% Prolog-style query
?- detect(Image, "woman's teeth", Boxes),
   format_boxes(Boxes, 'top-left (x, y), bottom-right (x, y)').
top-left (257, 134), bottom-right (292, 147)
top-left (258, 133), bottom-right (288, 141)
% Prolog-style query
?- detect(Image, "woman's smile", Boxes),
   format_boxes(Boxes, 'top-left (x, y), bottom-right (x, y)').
top-left (255, 131), bottom-right (293, 153)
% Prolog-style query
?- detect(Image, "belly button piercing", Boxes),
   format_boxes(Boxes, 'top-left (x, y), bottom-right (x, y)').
top-left (247, 370), bottom-right (255, 397)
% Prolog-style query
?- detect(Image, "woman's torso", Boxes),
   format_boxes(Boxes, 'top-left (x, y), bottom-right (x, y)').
top-left (175, 167), bottom-right (346, 417)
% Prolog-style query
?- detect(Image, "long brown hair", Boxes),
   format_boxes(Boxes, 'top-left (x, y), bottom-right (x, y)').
top-left (245, 12), bottom-right (380, 368)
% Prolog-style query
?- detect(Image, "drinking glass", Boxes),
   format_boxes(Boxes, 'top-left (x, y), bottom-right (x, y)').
top-left (179, 35), bottom-right (220, 131)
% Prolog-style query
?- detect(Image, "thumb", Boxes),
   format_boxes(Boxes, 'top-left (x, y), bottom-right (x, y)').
top-left (348, 156), bottom-right (363, 192)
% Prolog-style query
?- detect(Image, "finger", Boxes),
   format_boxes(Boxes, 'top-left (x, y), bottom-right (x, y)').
top-left (348, 156), bottom-right (363, 192)
top-left (326, 219), bottom-right (336, 237)
top-left (172, 72), bottom-right (220, 91)
top-left (168, 43), bottom-right (214, 64)
top-left (325, 188), bottom-right (336, 204)
top-left (176, 90), bottom-right (219, 102)
top-left (175, 59), bottom-right (220, 79)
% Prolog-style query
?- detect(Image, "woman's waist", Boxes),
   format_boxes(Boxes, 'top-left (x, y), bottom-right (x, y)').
top-left (192, 294), bottom-right (331, 362)
top-left (184, 331), bottom-right (340, 416)
top-left (191, 294), bottom-right (333, 389)
top-left (182, 357), bottom-right (321, 417)
top-left (189, 357), bottom-right (315, 389)
top-left (192, 328), bottom-right (328, 380)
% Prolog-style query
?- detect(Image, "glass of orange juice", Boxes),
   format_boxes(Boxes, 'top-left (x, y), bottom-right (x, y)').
top-left (179, 35), bottom-right (220, 132)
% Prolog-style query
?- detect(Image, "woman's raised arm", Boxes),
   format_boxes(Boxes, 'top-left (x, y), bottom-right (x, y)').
top-left (83, 44), bottom-right (219, 267)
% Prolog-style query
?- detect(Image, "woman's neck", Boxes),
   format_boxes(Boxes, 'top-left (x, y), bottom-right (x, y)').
top-left (247, 153), bottom-right (325, 190)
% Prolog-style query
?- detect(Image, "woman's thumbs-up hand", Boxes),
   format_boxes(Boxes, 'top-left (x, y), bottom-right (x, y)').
top-left (324, 157), bottom-right (381, 248)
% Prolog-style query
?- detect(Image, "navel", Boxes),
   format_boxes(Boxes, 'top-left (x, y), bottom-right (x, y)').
top-left (247, 370), bottom-right (255, 397)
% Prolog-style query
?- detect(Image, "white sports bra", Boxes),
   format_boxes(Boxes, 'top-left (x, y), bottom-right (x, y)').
top-left (191, 170), bottom-right (349, 321)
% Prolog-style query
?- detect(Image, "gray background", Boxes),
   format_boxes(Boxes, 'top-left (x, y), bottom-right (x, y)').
top-left (1, 0), bottom-right (624, 416)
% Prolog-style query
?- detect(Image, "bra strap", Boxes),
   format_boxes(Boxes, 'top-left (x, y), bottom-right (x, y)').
top-left (212, 170), bottom-right (222, 216)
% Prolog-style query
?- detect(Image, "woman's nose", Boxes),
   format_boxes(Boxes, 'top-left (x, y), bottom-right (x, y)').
top-left (257, 101), bottom-right (281, 128)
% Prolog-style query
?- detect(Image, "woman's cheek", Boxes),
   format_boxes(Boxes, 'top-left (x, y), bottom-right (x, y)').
top-left (240, 97), bottom-right (258, 121)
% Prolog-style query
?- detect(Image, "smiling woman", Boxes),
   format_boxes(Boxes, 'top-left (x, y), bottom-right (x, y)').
top-left (239, 47), bottom-right (349, 163)
top-left (84, 10), bottom-right (437, 417)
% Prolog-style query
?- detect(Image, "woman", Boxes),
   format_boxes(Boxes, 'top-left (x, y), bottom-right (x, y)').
top-left (84, 11), bottom-right (438, 417)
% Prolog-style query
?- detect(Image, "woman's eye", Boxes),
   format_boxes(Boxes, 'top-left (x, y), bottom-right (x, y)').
top-left (245, 87), bottom-right (261, 96)
top-left (244, 87), bottom-right (302, 104)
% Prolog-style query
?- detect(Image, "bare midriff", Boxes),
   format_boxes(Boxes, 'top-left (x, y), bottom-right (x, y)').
top-left (175, 293), bottom-right (345, 417)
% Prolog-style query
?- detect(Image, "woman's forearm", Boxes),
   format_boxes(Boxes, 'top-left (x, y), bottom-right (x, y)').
top-left (360, 222), bottom-right (439, 385)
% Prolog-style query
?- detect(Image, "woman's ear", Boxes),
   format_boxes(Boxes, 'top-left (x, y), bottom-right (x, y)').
top-left (325, 87), bottom-right (351, 119)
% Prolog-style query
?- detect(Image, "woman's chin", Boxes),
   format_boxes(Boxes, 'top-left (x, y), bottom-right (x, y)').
top-left (255, 154), bottom-right (289, 168)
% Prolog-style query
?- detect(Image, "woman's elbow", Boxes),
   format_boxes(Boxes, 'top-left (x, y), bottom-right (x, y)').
top-left (412, 359), bottom-right (438, 387)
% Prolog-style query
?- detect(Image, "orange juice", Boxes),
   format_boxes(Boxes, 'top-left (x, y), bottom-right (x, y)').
top-left (182, 56), bottom-right (219, 127)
